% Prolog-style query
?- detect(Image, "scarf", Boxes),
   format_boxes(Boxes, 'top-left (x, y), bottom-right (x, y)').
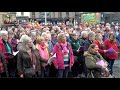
top-left (59, 42), bottom-right (68, 55)
top-left (32, 53), bottom-right (37, 71)
top-left (36, 43), bottom-right (49, 60)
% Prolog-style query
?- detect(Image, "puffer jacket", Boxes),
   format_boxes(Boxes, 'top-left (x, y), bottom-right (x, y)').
top-left (84, 51), bottom-right (109, 78)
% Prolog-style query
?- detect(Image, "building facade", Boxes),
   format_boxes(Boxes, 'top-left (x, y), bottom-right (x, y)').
top-left (0, 12), bottom-right (16, 25)
top-left (30, 12), bottom-right (76, 19)
top-left (29, 12), bottom-right (120, 24)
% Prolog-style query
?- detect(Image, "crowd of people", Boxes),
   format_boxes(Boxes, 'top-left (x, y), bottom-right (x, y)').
top-left (0, 20), bottom-right (119, 78)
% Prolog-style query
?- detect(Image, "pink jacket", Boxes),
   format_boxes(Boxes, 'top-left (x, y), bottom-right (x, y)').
top-left (52, 42), bottom-right (74, 71)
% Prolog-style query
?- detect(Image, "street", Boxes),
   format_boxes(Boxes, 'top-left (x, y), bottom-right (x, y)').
top-left (113, 59), bottom-right (120, 78)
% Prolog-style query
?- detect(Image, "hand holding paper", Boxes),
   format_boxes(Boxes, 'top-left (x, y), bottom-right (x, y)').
top-left (13, 51), bottom-right (19, 56)
top-left (47, 53), bottom-right (56, 64)
top-left (96, 60), bottom-right (106, 67)
top-left (105, 48), bottom-right (116, 54)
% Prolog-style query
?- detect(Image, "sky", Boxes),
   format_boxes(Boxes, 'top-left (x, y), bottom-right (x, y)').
top-left (16, 12), bottom-right (30, 17)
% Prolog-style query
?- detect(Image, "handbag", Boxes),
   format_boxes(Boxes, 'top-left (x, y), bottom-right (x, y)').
top-left (0, 59), bottom-right (4, 73)
top-left (24, 67), bottom-right (36, 76)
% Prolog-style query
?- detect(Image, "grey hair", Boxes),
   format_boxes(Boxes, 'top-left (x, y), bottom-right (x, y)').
top-left (30, 30), bottom-right (37, 37)
top-left (19, 35), bottom-right (36, 51)
top-left (20, 34), bottom-right (31, 43)
top-left (80, 31), bottom-right (88, 37)
top-left (8, 29), bottom-right (14, 35)
top-left (88, 31), bottom-right (95, 38)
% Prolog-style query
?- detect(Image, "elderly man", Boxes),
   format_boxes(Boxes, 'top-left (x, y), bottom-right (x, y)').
top-left (84, 32), bottom-right (95, 51)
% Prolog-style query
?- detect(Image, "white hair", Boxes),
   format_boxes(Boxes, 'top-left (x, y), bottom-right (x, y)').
top-left (46, 30), bottom-right (50, 34)
top-left (0, 30), bottom-right (8, 35)
top-left (41, 32), bottom-right (47, 37)
top-left (19, 34), bottom-right (36, 51)
top-left (80, 31), bottom-right (88, 37)
top-left (30, 31), bottom-right (36, 36)
top-left (20, 34), bottom-right (31, 43)
top-left (19, 28), bottom-right (24, 32)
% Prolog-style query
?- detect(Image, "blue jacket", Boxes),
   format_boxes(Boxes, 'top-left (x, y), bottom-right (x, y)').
top-left (48, 41), bottom-right (53, 53)
top-left (84, 39), bottom-right (93, 51)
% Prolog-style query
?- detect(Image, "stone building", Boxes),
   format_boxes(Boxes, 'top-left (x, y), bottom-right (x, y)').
top-left (0, 12), bottom-right (16, 25)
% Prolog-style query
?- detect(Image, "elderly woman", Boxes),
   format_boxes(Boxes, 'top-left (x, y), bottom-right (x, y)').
top-left (41, 32), bottom-right (53, 55)
top-left (104, 32), bottom-right (119, 75)
top-left (51, 33), bottom-right (58, 46)
top-left (8, 29), bottom-right (18, 52)
top-left (52, 33), bottom-right (74, 78)
top-left (70, 33), bottom-right (86, 77)
top-left (84, 32), bottom-right (95, 51)
top-left (79, 31), bottom-right (88, 46)
top-left (84, 44), bottom-right (111, 78)
top-left (36, 36), bottom-right (50, 78)
top-left (0, 30), bottom-right (12, 54)
top-left (29, 30), bottom-right (37, 45)
top-left (0, 30), bottom-right (16, 77)
top-left (17, 35), bottom-right (42, 78)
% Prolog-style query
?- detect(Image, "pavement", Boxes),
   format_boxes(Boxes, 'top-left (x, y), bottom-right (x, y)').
top-left (113, 59), bottom-right (120, 78)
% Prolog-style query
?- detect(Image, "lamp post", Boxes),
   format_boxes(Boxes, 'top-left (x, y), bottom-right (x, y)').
top-left (45, 12), bottom-right (47, 25)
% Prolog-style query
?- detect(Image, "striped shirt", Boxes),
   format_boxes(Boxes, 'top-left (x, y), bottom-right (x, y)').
top-left (64, 50), bottom-right (70, 67)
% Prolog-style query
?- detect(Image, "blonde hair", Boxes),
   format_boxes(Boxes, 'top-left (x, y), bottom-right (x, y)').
top-left (36, 36), bottom-right (45, 44)
top-left (57, 33), bottom-right (66, 42)
top-left (95, 33), bottom-right (103, 44)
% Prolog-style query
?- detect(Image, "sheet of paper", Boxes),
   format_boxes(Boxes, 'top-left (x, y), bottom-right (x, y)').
top-left (48, 53), bottom-right (56, 64)
top-left (96, 60), bottom-right (105, 67)
top-left (13, 51), bottom-right (19, 56)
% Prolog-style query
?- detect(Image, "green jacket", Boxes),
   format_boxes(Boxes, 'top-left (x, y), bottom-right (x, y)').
top-left (70, 38), bottom-right (84, 61)
top-left (70, 38), bottom-right (80, 52)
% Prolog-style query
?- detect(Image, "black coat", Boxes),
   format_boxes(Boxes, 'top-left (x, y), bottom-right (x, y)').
top-left (17, 49), bottom-right (47, 77)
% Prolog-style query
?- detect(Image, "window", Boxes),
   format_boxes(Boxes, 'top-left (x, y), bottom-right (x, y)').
top-left (58, 12), bottom-right (62, 18)
top-left (66, 12), bottom-right (69, 18)
top-left (32, 12), bottom-right (35, 18)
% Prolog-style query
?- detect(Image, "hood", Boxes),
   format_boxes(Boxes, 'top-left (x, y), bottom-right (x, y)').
top-left (84, 51), bottom-right (92, 57)
top-left (84, 51), bottom-right (101, 57)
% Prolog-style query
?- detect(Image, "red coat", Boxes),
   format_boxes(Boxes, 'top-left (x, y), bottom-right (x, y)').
top-left (94, 40), bottom-right (104, 54)
top-left (0, 39), bottom-right (6, 53)
top-left (0, 39), bottom-right (13, 63)
top-left (104, 39), bottom-right (118, 59)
